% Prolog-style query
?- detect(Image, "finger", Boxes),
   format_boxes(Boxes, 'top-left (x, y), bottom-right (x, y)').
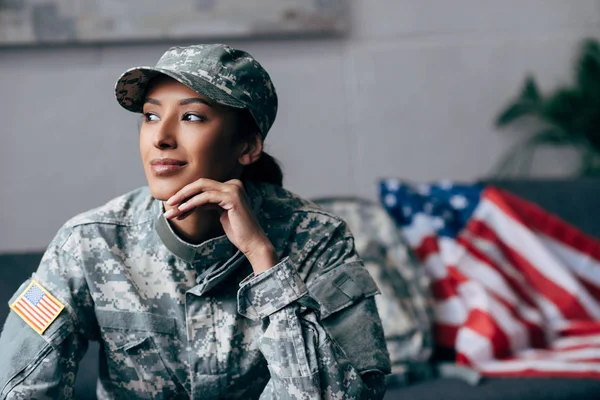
top-left (163, 201), bottom-right (219, 220)
top-left (163, 206), bottom-right (184, 219)
top-left (174, 209), bottom-right (194, 220)
top-left (166, 178), bottom-right (226, 206)
top-left (225, 179), bottom-right (244, 190)
top-left (177, 191), bottom-right (232, 213)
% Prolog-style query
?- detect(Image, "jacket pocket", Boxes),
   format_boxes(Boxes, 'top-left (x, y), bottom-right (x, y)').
top-left (307, 262), bottom-right (380, 319)
top-left (306, 264), bottom-right (391, 375)
top-left (96, 310), bottom-right (186, 399)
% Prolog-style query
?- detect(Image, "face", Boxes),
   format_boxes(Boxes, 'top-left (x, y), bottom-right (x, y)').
top-left (140, 77), bottom-right (243, 201)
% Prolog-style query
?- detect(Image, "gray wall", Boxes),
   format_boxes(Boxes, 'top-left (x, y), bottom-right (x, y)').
top-left (2, 0), bottom-right (600, 253)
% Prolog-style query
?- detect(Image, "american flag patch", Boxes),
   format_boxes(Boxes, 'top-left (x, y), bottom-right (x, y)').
top-left (10, 280), bottom-right (64, 335)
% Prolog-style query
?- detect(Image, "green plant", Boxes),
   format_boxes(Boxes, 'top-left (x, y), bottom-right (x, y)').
top-left (492, 38), bottom-right (600, 177)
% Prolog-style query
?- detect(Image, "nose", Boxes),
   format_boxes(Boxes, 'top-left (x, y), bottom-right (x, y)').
top-left (153, 115), bottom-right (177, 150)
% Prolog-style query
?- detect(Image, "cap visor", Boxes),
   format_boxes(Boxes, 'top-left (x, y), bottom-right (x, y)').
top-left (115, 66), bottom-right (246, 113)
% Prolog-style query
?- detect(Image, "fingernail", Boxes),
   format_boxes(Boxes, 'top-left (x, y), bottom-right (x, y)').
top-left (178, 202), bottom-right (189, 211)
top-left (166, 197), bottom-right (176, 205)
top-left (163, 209), bottom-right (176, 218)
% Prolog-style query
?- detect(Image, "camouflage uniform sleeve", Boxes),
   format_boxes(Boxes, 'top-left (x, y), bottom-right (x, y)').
top-left (238, 222), bottom-right (391, 399)
top-left (0, 234), bottom-right (94, 400)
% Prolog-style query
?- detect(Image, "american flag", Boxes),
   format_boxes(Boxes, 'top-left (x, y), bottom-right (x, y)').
top-left (10, 280), bottom-right (64, 335)
top-left (381, 180), bottom-right (600, 379)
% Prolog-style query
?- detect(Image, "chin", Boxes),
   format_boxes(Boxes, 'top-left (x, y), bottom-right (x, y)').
top-left (147, 179), bottom-right (185, 202)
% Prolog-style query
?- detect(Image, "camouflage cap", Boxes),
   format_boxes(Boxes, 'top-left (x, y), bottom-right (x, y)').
top-left (115, 44), bottom-right (278, 138)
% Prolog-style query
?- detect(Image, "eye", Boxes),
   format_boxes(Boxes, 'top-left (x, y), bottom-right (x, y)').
top-left (183, 113), bottom-right (206, 122)
top-left (143, 112), bottom-right (159, 122)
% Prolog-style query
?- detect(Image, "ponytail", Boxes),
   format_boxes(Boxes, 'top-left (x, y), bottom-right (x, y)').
top-left (241, 151), bottom-right (283, 186)
top-left (237, 110), bottom-right (284, 186)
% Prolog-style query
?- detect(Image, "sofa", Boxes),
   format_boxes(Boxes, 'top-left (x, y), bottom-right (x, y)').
top-left (1, 178), bottom-right (599, 399)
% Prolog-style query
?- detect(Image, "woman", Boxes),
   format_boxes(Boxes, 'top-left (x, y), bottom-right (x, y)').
top-left (0, 44), bottom-right (390, 399)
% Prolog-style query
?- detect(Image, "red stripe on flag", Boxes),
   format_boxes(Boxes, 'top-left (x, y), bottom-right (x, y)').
top-left (455, 232), bottom-right (547, 348)
top-left (40, 297), bottom-right (60, 316)
top-left (435, 324), bottom-right (459, 349)
top-left (559, 321), bottom-right (600, 337)
top-left (464, 309), bottom-right (512, 359)
top-left (447, 266), bottom-right (469, 284)
top-left (414, 236), bottom-right (439, 261)
top-left (485, 188), bottom-right (600, 263)
top-left (554, 344), bottom-right (600, 352)
top-left (490, 292), bottom-right (547, 349)
top-left (430, 266), bottom-right (468, 300)
top-left (580, 279), bottom-right (600, 304)
top-left (483, 369), bottom-right (600, 379)
top-left (14, 302), bottom-right (44, 330)
top-left (20, 299), bottom-right (49, 326)
top-left (456, 351), bottom-right (473, 366)
top-left (466, 219), bottom-right (592, 321)
top-left (430, 277), bottom-right (458, 300)
top-left (457, 232), bottom-right (537, 308)
top-left (40, 295), bottom-right (60, 313)
top-left (35, 302), bottom-right (55, 321)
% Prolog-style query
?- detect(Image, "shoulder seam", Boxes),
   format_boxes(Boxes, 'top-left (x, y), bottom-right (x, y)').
top-left (263, 207), bottom-right (346, 224)
top-left (50, 244), bottom-right (96, 339)
top-left (65, 216), bottom-right (154, 229)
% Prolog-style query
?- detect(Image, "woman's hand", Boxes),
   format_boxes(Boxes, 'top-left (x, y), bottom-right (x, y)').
top-left (163, 178), bottom-right (278, 274)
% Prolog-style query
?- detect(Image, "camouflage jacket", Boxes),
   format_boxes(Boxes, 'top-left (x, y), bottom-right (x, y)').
top-left (314, 198), bottom-right (434, 385)
top-left (0, 181), bottom-right (390, 399)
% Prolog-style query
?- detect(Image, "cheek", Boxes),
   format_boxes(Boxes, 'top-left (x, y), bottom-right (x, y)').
top-left (190, 128), bottom-right (238, 161)
top-left (139, 128), bottom-right (152, 158)
top-left (187, 137), bottom-right (240, 181)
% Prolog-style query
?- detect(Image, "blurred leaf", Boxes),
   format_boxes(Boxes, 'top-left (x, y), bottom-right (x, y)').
top-left (539, 88), bottom-right (583, 136)
top-left (520, 75), bottom-right (541, 103)
top-left (577, 39), bottom-right (600, 98)
top-left (493, 38), bottom-right (600, 177)
top-left (495, 102), bottom-right (537, 127)
top-left (495, 76), bottom-right (541, 127)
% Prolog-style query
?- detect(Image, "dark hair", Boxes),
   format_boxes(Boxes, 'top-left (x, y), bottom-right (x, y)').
top-left (237, 110), bottom-right (283, 187)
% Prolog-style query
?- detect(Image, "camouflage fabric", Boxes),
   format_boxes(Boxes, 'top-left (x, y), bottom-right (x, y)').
top-left (313, 198), bottom-right (435, 385)
top-left (0, 181), bottom-right (390, 399)
top-left (115, 44), bottom-right (278, 138)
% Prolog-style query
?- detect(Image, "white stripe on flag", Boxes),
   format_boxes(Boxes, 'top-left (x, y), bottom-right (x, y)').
top-left (14, 301), bottom-right (44, 330)
top-left (464, 280), bottom-right (530, 353)
top-left (516, 348), bottom-right (600, 362)
top-left (22, 297), bottom-right (50, 325)
top-left (534, 294), bottom-right (568, 332)
top-left (516, 302), bottom-right (545, 330)
top-left (456, 327), bottom-right (494, 364)
top-left (478, 359), bottom-right (600, 374)
top-left (402, 213), bottom-right (436, 248)
top-left (39, 297), bottom-right (59, 316)
top-left (470, 237), bottom-right (531, 298)
top-left (35, 301), bottom-right (55, 321)
top-left (469, 236), bottom-right (547, 329)
top-left (477, 200), bottom-right (600, 319)
top-left (456, 249), bottom-right (520, 306)
top-left (552, 334), bottom-right (600, 350)
top-left (539, 235), bottom-right (600, 289)
top-left (40, 296), bottom-right (59, 313)
top-left (434, 296), bottom-right (467, 325)
top-left (422, 253), bottom-right (448, 280)
top-left (438, 236), bottom-right (467, 267)
top-left (476, 201), bottom-right (580, 294)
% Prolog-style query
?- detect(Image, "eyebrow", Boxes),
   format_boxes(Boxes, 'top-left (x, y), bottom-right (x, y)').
top-left (144, 97), bottom-right (214, 108)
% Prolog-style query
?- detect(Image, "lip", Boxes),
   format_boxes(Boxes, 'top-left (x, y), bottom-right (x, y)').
top-left (149, 158), bottom-right (187, 176)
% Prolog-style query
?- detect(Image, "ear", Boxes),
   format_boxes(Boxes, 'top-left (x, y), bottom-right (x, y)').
top-left (238, 133), bottom-right (263, 166)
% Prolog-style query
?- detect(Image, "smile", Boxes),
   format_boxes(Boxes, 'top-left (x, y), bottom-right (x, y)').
top-left (149, 158), bottom-right (188, 176)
